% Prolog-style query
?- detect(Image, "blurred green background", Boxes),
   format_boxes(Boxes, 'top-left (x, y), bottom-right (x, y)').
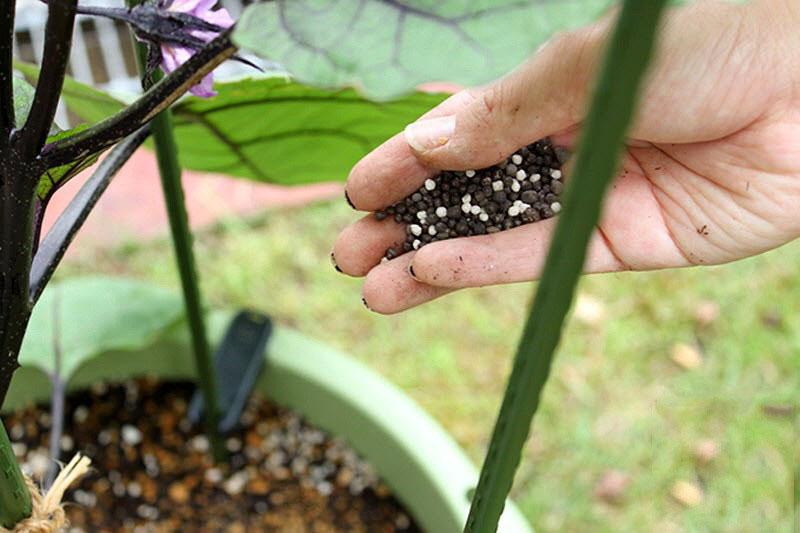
top-left (59, 200), bottom-right (799, 532)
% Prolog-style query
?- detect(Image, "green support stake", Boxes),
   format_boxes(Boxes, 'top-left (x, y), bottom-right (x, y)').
top-left (464, 1), bottom-right (669, 531)
top-left (127, 0), bottom-right (225, 462)
top-left (0, 422), bottom-right (31, 528)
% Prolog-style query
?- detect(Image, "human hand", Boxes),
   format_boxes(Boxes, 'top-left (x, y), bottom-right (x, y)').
top-left (332, 0), bottom-right (800, 314)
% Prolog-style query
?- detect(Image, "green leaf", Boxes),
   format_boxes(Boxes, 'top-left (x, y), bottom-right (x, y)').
top-left (169, 76), bottom-right (445, 184)
top-left (35, 125), bottom-right (103, 201)
top-left (12, 76), bottom-right (35, 127)
top-left (14, 60), bottom-right (125, 125)
top-left (233, 0), bottom-right (615, 100)
top-left (19, 277), bottom-right (184, 379)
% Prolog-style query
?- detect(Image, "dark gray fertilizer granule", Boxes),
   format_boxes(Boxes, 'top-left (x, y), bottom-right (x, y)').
top-left (376, 138), bottom-right (568, 260)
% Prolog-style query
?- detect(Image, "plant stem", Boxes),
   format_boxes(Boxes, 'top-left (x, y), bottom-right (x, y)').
top-left (0, 0), bottom-right (15, 144)
top-left (463, 1), bottom-right (668, 532)
top-left (128, 24), bottom-right (225, 462)
top-left (40, 32), bottom-right (235, 169)
top-left (29, 126), bottom-right (151, 306)
top-left (0, 158), bottom-right (36, 527)
top-left (45, 286), bottom-right (63, 489)
top-left (17, 0), bottom-right (77, 159)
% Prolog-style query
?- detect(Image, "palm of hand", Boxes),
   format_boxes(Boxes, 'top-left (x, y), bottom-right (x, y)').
top-left (334, 0), bottom-right (800, 313)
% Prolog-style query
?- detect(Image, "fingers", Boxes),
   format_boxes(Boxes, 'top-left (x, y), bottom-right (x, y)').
top-left (403, 23), bottom-right (610, 171)
top-left (407, 219), bottom-right (624, 288)
top-left (332, 214), bottom-right (406, 276)
top-left (361, 253), bottom-right (453, 314)
top-left (345, 91), bottom-right (475, 212)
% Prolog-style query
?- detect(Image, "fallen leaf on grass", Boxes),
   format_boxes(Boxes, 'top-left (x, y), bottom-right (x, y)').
top-left (693, 300), bottom-right (719, 327)
top-left (670, 480), bottom-right (704, 507)
top-left (574, 294), bottom-right (606, 326)
top-left (593, 469), bottom-right (630, 505)
top-left (693, 439), bottom-right (720, 464)
top-left (671, 343), bottom-right (703, 370)
top-left (761, 403), bottom-right (797, 419)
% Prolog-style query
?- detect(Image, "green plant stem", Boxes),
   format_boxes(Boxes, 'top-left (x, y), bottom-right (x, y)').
top-left (464, 1), bottom-right (668, 531)
top-left (0, 421), bottom-right (30, 528)
top-left (129, 26), bottom-right (225, 462)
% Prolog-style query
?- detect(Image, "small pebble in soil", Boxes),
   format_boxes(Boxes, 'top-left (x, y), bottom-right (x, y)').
top-left (375, 138), bottom-right (568, 260)
top-left (2, 379), bottom-right (420, 532)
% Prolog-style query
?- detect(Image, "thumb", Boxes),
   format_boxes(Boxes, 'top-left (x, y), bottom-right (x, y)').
top-left (403, 22), bottom-right (609, 170)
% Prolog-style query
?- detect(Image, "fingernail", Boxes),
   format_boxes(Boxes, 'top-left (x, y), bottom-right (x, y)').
top-left (404, 115), bottom-right (455, 152)
top-left (361, 297), bottom-right (372, 311)
top-left (408, 264), bottom-right (418, 280)
top-left (330, 252), bottom-right (342, 273)
top-left (344, 189), bottom-right (356, 209)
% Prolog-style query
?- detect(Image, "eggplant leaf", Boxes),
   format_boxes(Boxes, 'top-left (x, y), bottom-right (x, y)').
top-left (169, 77), bottom-right (445, 184)
top-left (233, 0), bottom-right (615, 100)
top-left (19, 277), bottom-right (184, 379)
top-left (12, 76), bottom-right (35, 127)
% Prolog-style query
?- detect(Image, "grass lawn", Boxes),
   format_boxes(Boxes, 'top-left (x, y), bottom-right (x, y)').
top-left (59, 200), bottom-right (799, 532)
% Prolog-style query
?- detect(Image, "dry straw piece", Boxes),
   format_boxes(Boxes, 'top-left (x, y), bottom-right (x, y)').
top-left (1, 453), bottom-right (91, 533)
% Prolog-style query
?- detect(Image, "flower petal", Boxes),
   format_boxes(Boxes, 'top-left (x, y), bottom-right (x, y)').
top-left (203, 7), bottom-right (234, 28)
top-left (169, 0), bottom-right (214, 14)
top-left (160, 45), bottom-right (192, 74)
top-left (191, 8), bottom-right (234, 41)
top-left (189, 73), bottom-right (216, 98)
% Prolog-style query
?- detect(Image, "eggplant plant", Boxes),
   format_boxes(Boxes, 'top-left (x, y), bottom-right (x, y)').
top-left (0, 0), bottom-right (674, 530)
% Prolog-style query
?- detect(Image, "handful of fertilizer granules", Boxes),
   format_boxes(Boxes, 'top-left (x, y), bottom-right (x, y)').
top-left (375, 138), bottom-right (568, 261)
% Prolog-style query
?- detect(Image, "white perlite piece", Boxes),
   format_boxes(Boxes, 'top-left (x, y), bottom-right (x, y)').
top-left (412, 239), bottom-right (421, 250)
top-left (492, 180), bottom-right (504, 191)
top-left (461, 204), bottom-right (471, 214)
top-left (511, 180), bottom-right (520, 192)
top-left (416, 210), bottom-right (426, 220)
top-left (410, 224), bottom-right (422, 236)
top-left (465, 170), bottom-right (476, 177)
top-left (508, 205), bottom-right (521, 217)
top-left (512, 154), bottom-right (523, 165)
top-left (516, 169), bottom-right (527, 180)
top-left (461, 193), bottom-right (471, 203)
top-left (479, 213), bottom-right (489, 222)
top-left (551, 202), bottom-right (562, 213)
top-left (428, 225), bottom-right (437, 236)
top-left (435, 206), bottom-right (447, 217)
top-left (424, 178), bottom-right (436, 190)
top-left (551, 169), bottom-right (562, 179)
top-left (470, 205), bottom-right (481, 215)
top-left (531, 173), bottom-right (541, 182)
top-left (121, 424), bottom-right (143, 446)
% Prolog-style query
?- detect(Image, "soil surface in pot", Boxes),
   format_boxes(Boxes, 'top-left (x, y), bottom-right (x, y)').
top-left (2, 379), bottom-right (421, 532)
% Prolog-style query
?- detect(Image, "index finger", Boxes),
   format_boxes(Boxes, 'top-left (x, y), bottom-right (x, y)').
top-left (345, 90), bottom-right (475, 212)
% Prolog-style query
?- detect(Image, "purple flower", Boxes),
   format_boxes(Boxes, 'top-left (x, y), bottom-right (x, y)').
top-left (160, 0), bottom-right (234, 97)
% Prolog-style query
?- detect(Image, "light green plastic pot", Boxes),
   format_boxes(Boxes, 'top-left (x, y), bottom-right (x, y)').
top-left (5, 313), bottom-right (532, 533)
